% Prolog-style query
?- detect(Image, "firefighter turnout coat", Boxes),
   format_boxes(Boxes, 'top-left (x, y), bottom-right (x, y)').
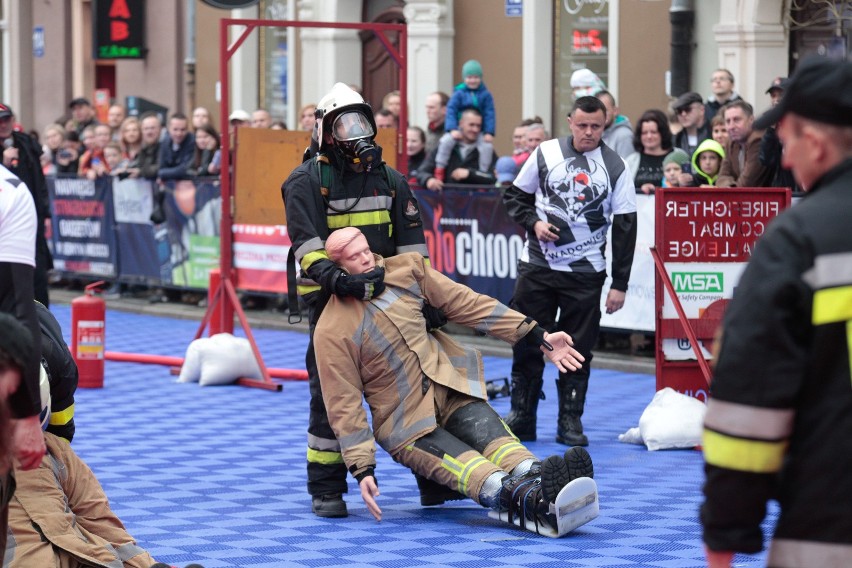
top-left (701, 158), bottom-right (852, 565)
top-left (314, 253), bottom-right (537, 480)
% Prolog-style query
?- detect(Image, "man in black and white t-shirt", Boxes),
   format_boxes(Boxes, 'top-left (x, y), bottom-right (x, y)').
top-left (502, 96), bottom-right (637, 447)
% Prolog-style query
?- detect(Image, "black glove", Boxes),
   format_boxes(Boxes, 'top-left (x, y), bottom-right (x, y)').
top-left (524, 324), bottom-right (553, 351)
top-left (333, 267), bottom-right (386, 300)
top-left (421, 303), bottom-right (448, 331)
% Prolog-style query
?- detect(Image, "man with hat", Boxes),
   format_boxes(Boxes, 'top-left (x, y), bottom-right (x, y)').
top-left (758, 76), bottom-right (799, 191)
top-left (701, 56), bottom-right (852, 566)
top-left (0, 103), bottom-right (52, 306)
top-left (68, 97), bottom-right (99, 136)
top-left (672, 91), bottom-right (711, 160)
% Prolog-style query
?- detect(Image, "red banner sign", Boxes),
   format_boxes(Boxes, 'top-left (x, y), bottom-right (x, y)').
top-left (656, 188), bottom-right (790, 263)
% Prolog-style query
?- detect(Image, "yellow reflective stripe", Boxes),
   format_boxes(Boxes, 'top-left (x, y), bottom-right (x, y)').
top-left (297, 284), bottom-right (321, 295)
top-left (301, 249), bottom-right (330, 273)
top-left (441, 454), bottom-right (489, 495)
top-left (49, 403), bottom-right (74, 426)
top-left (812, 285), bottom-right (852, 325)
top-left (327, 210), bottom-right (391, 229)
top-left (702, 429), bottom-right (787, 473)
top-left (306, 448), bottom-right (344, 465)
top-left (487, 441), bottom-right (526, 469)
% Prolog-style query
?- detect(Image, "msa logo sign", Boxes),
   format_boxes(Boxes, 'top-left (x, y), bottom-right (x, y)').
top-left (672, 272), bottom-right (723, 293)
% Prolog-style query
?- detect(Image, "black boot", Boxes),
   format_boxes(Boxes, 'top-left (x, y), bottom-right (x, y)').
top-left (498, 455), bottom-right (571, 532)
top-left (564, 446), bottom-right (594, 480)
top-left (415, 472), bottom-right (466, 506)
top-left (503, 377), bottom-right (544, 441)
top-left (556, 377), bottom-right (589, 447)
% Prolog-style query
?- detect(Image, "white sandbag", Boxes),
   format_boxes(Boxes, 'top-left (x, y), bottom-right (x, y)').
top-left (617, 426), bottom-right (644, 445)
top-left (178, 337), bottom-right (208, 383)
top-left (638, 387), bottom-right (706, 451)
top-left (198, 333), bottom-right (262, 386)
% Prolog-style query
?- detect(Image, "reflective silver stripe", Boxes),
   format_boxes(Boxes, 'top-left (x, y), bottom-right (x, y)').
top-left (116, 542), bottom-right (147, 561)
top-left (448, 350), bottom-right (484, 399)
top-left (370, 286), bottom-right (401, 312)
top-left (339, 427), bottom-right (374, 451)
top-left (704, 399), bottom-right (794, 439)
top-left (295, 237), bottom-right (325, 263)
top-left (473, 303), bottom-right (510, 335)
top-left (397, 243), bottom-right (430, 257)
top-left (307, 432), bottom-right (340, 452)
top-left (387, 415), bottom-right (435, 450)
top-left (768, 538), bottom-right (852, 567)
top-left (803, 252), bottom-right (852, 289)
top-left (327, 195), bottom-right (393, 212)
top-left (361, 307), bottom-right (432, 450)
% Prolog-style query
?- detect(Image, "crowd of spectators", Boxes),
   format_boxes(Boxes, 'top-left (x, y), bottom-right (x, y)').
top-left (3, 61), bottom-right (794, 313)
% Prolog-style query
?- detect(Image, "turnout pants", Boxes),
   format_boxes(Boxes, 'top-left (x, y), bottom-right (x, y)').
top-left (510, 263), bottom-right (605, 389)
top-left (304, 291), bottom-right (350, 497)
top-left (394, 384), bottom-right (535, 505)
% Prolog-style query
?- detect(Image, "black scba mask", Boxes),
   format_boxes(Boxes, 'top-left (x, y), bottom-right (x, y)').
top-left (338, 138), bottom-right (382, 170)
top-left (332, 111), bottom-right (382, 171)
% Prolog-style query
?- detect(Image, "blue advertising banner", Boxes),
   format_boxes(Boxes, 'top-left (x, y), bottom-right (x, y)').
top-left (48, 176), bottom-right (117, 277)
top-left (159, 178), bottom-right (222, 288)
top-left (415, 188), bottom-right (525, 305)
top-left (112, 177), bottom-right (159, 279)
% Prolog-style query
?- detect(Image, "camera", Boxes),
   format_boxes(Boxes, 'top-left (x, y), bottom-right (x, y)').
top-left (57, 149), bottom-right (73, 160)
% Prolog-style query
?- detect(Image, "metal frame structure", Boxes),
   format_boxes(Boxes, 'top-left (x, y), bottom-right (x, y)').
top-left (193, 17), bottom-right (409, 390)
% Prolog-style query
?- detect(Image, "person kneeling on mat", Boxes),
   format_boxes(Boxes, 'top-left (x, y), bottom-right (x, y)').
top-left (313, 227), bottom-right (595, 534)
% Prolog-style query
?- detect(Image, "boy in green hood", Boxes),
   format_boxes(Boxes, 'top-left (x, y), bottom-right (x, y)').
top-left (691, 139), bottom-right (726, 187)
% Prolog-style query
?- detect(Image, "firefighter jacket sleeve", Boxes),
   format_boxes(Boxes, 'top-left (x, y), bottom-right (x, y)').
top-left (700, 160), bottom-right (852, 557)
top-left (35, 302), bottom-right (77, 442)
top-left (701, 219), bottom-right (807, 553)
top-left (314, 305), bottom-right (377, 481)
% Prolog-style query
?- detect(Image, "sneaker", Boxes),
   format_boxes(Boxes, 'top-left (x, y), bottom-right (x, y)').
top-left (564, 446), bottom-right (594, 481)
top-left (312, 493), bottom-right (348, 518)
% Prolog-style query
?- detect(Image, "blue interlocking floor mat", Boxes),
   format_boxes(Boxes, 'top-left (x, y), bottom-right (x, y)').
top-left (47, 305), bottom-right (774, 568)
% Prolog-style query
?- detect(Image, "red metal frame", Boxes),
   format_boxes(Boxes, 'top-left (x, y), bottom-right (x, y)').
top-left (194, 18), bottom-right (409, 390)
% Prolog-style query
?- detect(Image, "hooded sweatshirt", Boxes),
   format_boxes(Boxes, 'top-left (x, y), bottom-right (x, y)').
top-left (691, 139), bottom-right (726, 186)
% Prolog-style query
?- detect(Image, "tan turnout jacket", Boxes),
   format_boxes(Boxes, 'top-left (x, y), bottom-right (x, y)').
top-left (314, 252), bottom-right (537, 479)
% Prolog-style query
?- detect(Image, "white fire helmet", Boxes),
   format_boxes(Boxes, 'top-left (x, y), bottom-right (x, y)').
top-left (315, 83), bottom-right (377, 153)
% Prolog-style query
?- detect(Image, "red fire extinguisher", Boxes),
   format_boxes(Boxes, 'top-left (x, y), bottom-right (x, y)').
top-left (71, 281), bottom-right (106, 388)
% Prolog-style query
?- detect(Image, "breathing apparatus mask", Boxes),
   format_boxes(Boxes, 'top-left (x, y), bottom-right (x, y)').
top-left (331, 111), bottom-right (382, 171)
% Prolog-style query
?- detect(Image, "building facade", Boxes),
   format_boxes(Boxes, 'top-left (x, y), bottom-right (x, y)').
top-left (0, 0), bottom-right (849, 155)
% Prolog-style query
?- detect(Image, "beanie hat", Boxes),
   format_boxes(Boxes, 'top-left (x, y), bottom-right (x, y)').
top-left (663, 148), bottom-right (690, 168)
top-left (462, 60), bottom-right (483, 78)
top-left (570, 68), bottom-right (606, 98)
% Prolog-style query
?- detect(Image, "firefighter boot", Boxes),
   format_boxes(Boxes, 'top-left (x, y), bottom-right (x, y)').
top-left (556, 377), bottom-right (589, 447)
top-left (498, 455), bottom-right (570, 532)
top-left (503, 377), bottom-right (544, 441)
top-left (564, 446), bottom-right (594, 480)
top-left (415, 472), bottom-right (466, 506)
top-left (311, 494), bottom-right (348, 518)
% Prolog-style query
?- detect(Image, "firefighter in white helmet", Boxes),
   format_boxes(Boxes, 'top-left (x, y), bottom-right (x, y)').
top-left (282, 83), bottom-right (451, 518)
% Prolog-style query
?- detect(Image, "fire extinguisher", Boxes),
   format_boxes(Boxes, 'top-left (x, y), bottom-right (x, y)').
top-left (71, 281), bottom-right (106, 388)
